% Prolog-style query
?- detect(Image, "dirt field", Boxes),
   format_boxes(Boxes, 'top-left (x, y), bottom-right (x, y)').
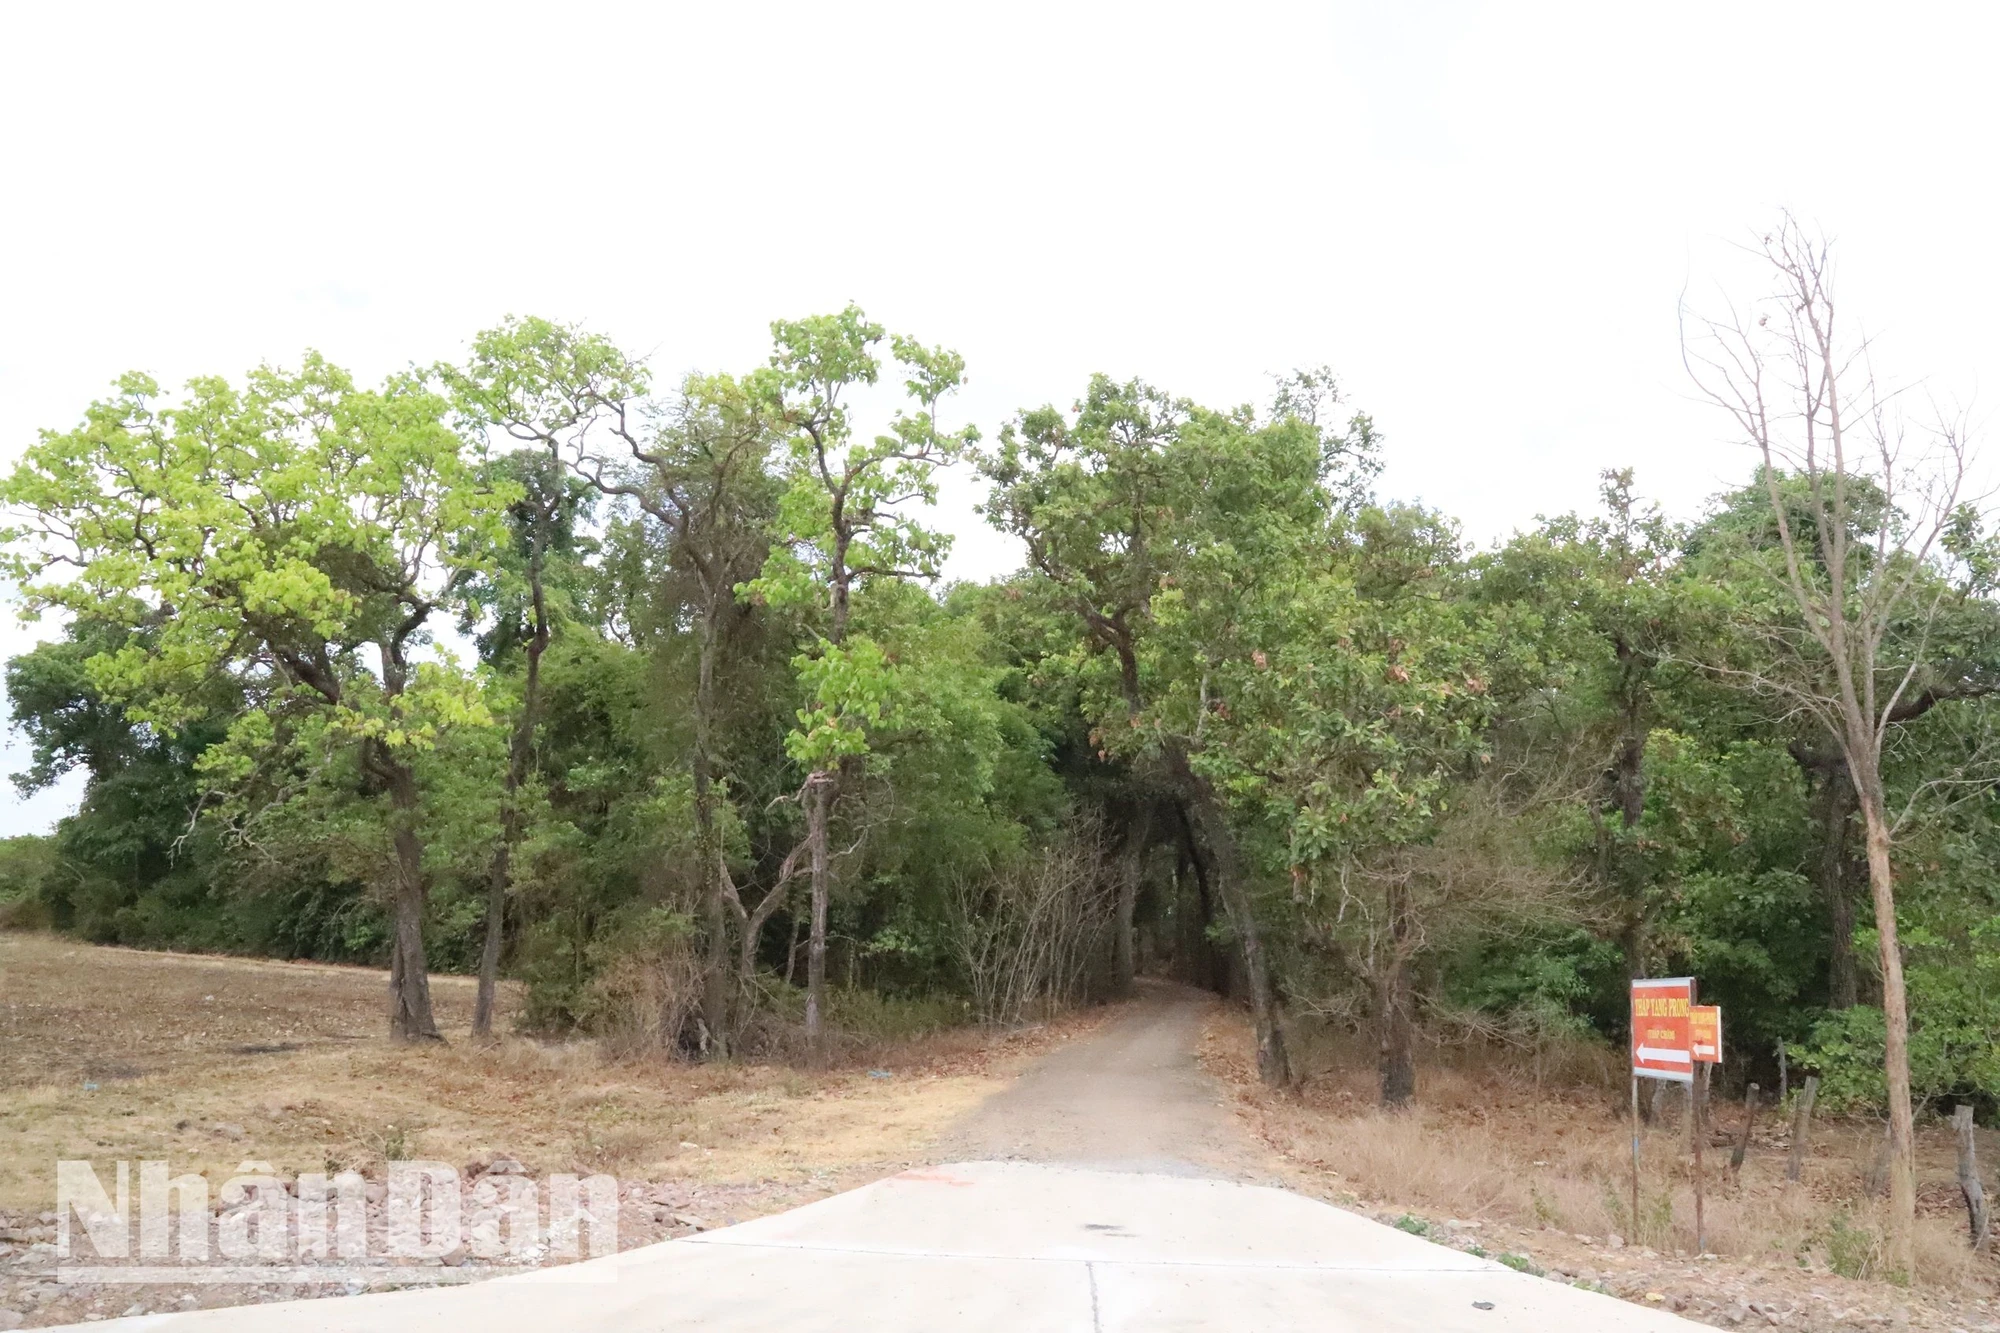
top-left (0, 933), bottom-right (1093, 1326)
top-left (1201, 1010), bottom-right (2000, 1333)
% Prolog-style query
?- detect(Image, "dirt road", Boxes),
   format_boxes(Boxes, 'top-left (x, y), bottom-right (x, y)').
top-left (939, 980), bottom-right (1273, 1179)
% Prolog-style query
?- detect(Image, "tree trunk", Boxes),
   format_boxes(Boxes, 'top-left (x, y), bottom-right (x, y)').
top-left (1174, 806), bottom-right (1227, 994)
top-left (1857, 786), bottom-right (1917, 1277)
top-left (474, 581), bottom-right (547, 1040)
top-left (1619, 915), bottom-right (1647, 982)
top-left (1168, 756), bottom-right (1288, 1086)
top-left (1379, 873), bottom-right (1416, 1106)
top-left (384, 757), bottom-right (442, 1043)
top-left (472, 834), bottom-right (511, 1040)
top-left (803, 771), bottom-right (832, 1047)
top-left (1377, 958), bottom-right (1415, 1107)
top-left (1604, 650), bottom-right (1651, 985)
top-left (694, 612), bottom-right (731, 1056)
top-left (1114, 804), bottom-right (1152, 997)
top-left (1811, 760), bottom-right (1860, 1010)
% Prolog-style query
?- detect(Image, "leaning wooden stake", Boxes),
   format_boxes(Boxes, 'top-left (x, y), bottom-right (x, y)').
top-left (1785, 1075), bottom-right (1820, 1183)
top-left (1955, 1104), bottom-right (1990, 1253)
top-left (1729, 1082), bottom-right (1760, 1179)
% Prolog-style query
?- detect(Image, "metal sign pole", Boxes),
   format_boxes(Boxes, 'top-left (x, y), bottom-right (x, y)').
top-left (1630, 1072), bottom-right (1641, 1242)
top-left (1694, 1061), bottom-right (1707, 1254)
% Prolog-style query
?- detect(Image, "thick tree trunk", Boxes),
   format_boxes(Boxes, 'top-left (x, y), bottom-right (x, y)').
top-left (472, 836), bottom-right (511, 1039)
top-left (474, 590), bottom-right (547, 1040)
top-left (1606, 648), bottom-right (1650, 983)
top-left (1619, 916), bottom-right (1647, 981)
top-left (803, 771), bottom-right (832, 1046)
top-left (385, 759), bottom-right (442, 1043)
top-left (1114, 804), bottom-right (1152, 997)
top-left (1168, 754), bottom-right (1288, 1086)
top-left (693, 614), bottom-right (731, 1056)
top-left (1855, 786), bottom-right (1916, 1276)
top-left (1377, 957), bottom-right (1415, 1107)
top-left (1818, 766), bottom-right (1860, 1010)
top-left (1175, 809), bottom-right (1229, 995)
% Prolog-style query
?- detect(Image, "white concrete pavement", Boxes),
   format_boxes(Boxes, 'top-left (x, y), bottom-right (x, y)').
top-left (65, 1161), bottom-right (1703, 1331)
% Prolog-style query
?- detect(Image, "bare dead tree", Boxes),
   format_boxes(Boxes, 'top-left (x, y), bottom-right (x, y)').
top-left (1682, 215), bottom-right (1990, 1274)
top-left (946, 821), bottom-right (1118, 1026)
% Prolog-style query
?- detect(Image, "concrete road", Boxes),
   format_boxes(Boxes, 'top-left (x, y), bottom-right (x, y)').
top-left (940, 982), bottom-right (1268, 1178)
top-left (68, 1162), bottom-right (1700, 1331)
top-left (55, 987), bottom-right (1704, 1330)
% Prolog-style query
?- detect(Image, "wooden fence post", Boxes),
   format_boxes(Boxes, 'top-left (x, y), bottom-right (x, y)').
top-left (1863, 1120), bottom-right (1892, 1197)
top-left (1729, 1082), bottom-right (1759, 1179)
top-left (1954, 1104), bottom-right (1990, 1253)
top-left (1785, 1075), bottom-right (1819, 1183)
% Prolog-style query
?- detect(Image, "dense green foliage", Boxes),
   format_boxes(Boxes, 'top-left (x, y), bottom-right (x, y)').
top-left (6, 316), bottom-right (1999, 1110)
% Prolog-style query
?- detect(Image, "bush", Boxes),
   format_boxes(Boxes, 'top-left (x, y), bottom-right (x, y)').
top-left (1797, 996), bottom-right (2000, 1112)
top-left (0, 835), bottom-right (54, 931)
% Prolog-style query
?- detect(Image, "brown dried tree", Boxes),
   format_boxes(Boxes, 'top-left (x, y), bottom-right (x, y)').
top-left (1683, 216), bottom-right (1984, 1274)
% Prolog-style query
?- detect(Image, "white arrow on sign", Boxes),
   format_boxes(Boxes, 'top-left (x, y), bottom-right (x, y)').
top-left (1636, 1046), bottom-right (1692, 1064)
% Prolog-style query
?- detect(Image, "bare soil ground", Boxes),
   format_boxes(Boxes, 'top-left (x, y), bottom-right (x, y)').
top-left (0, 933), bottom-right (1095, 1327)
top-left (1200, 1008), bottom-right (2000, 1333)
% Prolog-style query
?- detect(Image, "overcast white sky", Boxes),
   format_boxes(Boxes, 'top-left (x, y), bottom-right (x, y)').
top-left (4, 2), bottom-right (1997, 835)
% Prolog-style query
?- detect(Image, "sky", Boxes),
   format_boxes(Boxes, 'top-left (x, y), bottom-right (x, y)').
top-left (3, 1), bottom-right (1998, 835)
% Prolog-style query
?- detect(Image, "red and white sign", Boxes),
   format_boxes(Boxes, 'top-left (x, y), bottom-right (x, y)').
top-left (1690, 1005), bottom-right (1722, 1064)
top-left (1630, 977), bottom-right (1694, 1083)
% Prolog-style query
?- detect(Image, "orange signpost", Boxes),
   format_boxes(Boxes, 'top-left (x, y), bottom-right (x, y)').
top-left (1629, 980), bottom-right (1724, 1256)
top-left (1690, 1005), bottom-right (1722, 1064)
top-left (1630, 976), bottom-right (1695, 1084)
top-left (1631, 978), bottom-right (1692, 1251)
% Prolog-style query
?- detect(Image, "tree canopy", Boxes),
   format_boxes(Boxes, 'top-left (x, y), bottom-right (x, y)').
top-left (7, 295), bottom-right (2000, 1178)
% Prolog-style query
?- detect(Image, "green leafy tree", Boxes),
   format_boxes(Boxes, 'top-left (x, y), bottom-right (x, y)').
top-left (1185, 502), bottom-right (1535, 1104)
top-left (1475, 470), bottom-right (1688, 983)
top-left (445, 318), bottom-right (640, 1038)
top-left (3, 357), bottom-right (509, 1039)
top-left (747, 305), bottom-right (975, 1044)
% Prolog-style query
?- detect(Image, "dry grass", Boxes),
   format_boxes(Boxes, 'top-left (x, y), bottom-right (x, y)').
top-left (1203, 1011), bottom-right (2000, 1330)
top-left (0, 932), bottom-right (1040, 1213)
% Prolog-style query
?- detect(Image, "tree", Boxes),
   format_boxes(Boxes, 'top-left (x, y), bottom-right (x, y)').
top-left (749, 306), bottom-right (974, 1045)
top-left (985, 371), bottom-right (1378, 1084)
top-left (1478, 472), bottom-right (1686, 981)
top-left (446, 321), bottom-right (640, 1038)
top-left (1683, 217), bottom-right (1991, 1275)
top-left (3, 358), bottom-right (508, 1039)
top-left (574, 368), bottom-right (780, 1053)
top-left (980, 376), bottom-right (1183, 996)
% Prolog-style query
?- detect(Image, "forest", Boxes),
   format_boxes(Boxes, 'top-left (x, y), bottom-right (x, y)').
top-left (3, 223), bottom-right (1996, 1271)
